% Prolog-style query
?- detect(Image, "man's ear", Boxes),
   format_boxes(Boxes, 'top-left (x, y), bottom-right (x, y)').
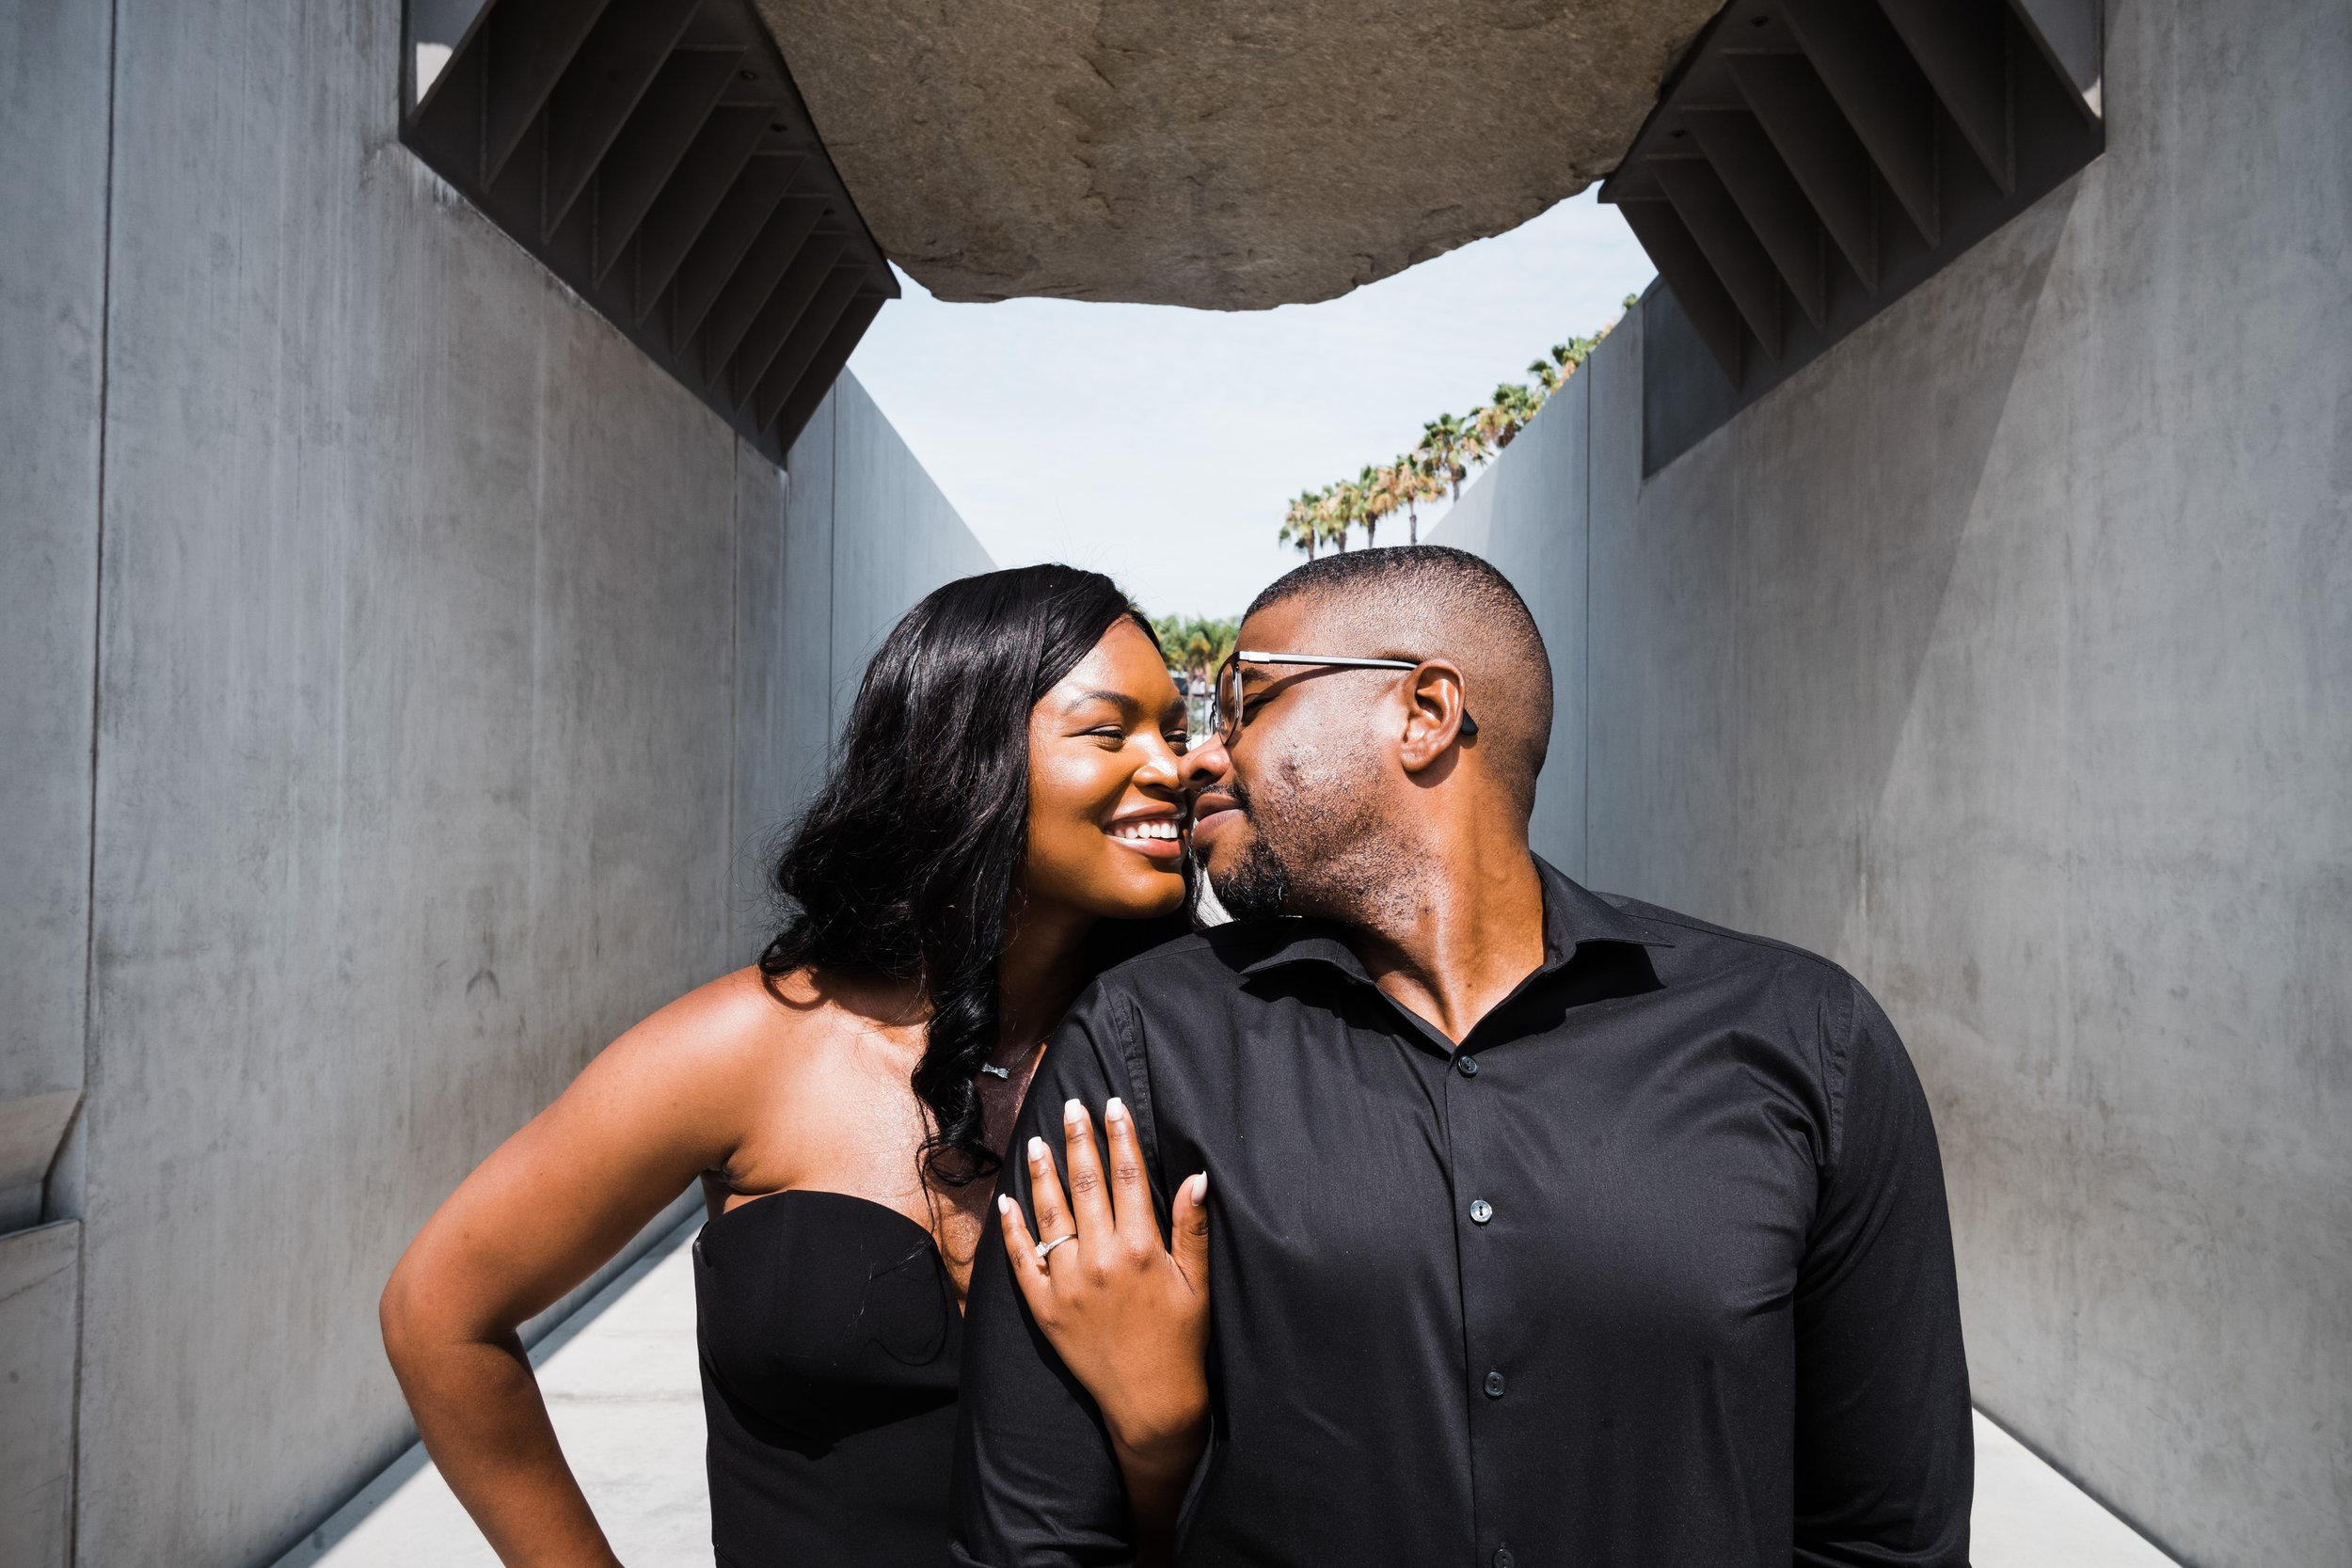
top-left (1397, 660), bottom-right (1470, 775)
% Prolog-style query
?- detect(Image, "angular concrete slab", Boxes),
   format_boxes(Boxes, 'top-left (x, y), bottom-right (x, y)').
top-left (0, 1221), bottom-right (81, 1568)
top-left (754, 0), bottom-right (1722, 309)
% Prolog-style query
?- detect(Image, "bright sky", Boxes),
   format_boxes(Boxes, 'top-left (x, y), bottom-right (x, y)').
top-left (846, 190), bottom-right (1656, 621)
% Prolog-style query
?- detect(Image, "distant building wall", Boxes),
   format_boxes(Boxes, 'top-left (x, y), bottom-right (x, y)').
top-left (731, 372), bottom-right (994, 954)
top-left (1434, 3), bottom-right (2351, 1562)
top-left (0, 1), bottom-right (987, 1563)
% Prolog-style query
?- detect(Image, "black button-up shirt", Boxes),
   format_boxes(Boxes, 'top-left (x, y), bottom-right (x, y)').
top-left (953, 860), bottom-right (1971, 1568)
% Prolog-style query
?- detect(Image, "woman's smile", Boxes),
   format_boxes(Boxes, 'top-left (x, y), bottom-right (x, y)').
top-left (1105, 810), bottom-right (1184, 863)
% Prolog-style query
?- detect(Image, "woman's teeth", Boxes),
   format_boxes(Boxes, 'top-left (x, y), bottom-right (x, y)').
top-left (1109, 820), bottom-right (1180, 842)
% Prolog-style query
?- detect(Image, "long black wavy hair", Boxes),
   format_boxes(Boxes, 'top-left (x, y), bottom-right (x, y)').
top-left (759, 564), bottom-right (1180, 1187)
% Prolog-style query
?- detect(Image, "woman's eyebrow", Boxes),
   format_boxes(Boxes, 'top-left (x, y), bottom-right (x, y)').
top-left (1061, 688), bottom-right (1142, 717)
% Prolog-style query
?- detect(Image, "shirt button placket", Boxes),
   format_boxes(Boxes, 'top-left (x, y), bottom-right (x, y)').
top-left (1451, 1043), bottom-right (1512, 1564)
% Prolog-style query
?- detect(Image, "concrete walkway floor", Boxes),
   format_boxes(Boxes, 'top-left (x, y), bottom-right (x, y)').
top-left (279, 1218), bottom-right (2178, 1568)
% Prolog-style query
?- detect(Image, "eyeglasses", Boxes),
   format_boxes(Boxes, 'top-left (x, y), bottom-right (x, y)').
top-left (1213, 649), bottom-right (1478, 745)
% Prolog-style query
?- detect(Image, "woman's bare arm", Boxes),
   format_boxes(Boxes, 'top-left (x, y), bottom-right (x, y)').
top-left (998, 1097), bottom-right (1212, 1567)
top-left (379, 972), bottom-right (782, 1568)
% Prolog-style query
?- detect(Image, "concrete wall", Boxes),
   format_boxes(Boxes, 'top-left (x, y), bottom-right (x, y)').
top-left (0, 1), bottom-right (107, 1230)
top-left (775, 371), bottom-right (998, 818)
top-left (822, 374), bottom-right (1000, 721)
top-left (0, 0), bottom-right (987, 1561)
top-left (725, 371), bottom-right (993, 951)
top-left (0, 4), bottom-right (111, 1556)
top-left (1418, 364), bottom-right (1593, 881)
top-left (1432, 3), bottom-right (2351, 1562)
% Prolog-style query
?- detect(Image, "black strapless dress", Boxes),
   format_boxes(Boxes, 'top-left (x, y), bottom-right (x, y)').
top-left (693, 1189), bottom-right (961, 1567)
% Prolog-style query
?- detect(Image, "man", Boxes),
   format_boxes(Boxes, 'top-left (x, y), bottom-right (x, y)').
top-left (954, 546), bottom-right (1971, 1567)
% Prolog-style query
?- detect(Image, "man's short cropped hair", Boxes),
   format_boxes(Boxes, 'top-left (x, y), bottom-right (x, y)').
top-left (1243, 546), bottom-right (1552, 814)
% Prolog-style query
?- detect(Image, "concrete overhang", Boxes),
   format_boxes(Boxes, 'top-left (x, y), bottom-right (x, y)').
top-left (398, 0), bottom-right (2099, 472)
top-left (751, 0), bottom-right (1724, 309)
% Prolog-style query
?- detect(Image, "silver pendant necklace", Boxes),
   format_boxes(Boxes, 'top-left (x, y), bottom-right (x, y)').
top-left (977, 1039), bottom-right (1041, 1082)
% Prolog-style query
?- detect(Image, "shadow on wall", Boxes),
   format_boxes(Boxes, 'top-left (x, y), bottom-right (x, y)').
top-left (1584, 185), bottom-right (2074, 954)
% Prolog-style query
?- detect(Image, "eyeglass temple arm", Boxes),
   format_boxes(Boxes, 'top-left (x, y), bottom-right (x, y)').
top-left (1228, 653), bottom-right (1479, 736)
top-left (1233, 651), bottom-right (1419, 669)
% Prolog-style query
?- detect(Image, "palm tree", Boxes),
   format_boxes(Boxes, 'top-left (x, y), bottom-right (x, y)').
top-left (1372, 461), bottom-right (1415, 546)
top-left (1280, 490), bottom-right (1321, 560)
top-left (1472, 384), bottom-right (1540, 452)
top-left (1201, 616), bottom-right (1238, 673)
top-left (1374, 460), bottom-right (1402, 545)
top-left (1394, 453), bottom-right (1426, 544)
top-left (1150, 614), bottom-right (1241, 736)
top-left (1272, 305), bottom-right (1634, 557)
top-left (1356, 464), bottom-right (1394, 549)
top-left (1469, 399), bottom-right (1506, 455)
top-left (1489, 382), bottom-right (1543, 449)
top-left (1180, 622), bottom-right (1217, 683)
top-left (1530, 333), bottom-right (1599, 393)
top-left (1422, 413), bottom-right (1475, 501)
top-left (1411, 452), bottom-right (1449, 542)
top-left (1317, 484), bottom-right (1356, 553)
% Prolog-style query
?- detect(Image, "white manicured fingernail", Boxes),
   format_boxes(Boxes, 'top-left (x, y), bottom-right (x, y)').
top-left (1027, 1136), bottom-right (1046, 1162)
top-left (1063, 1098), bottom-right (1085, 1122)
top-left (997, 1195), bottom-right (1012, 1215)
top-left (1189, 1172), bottom-right (1209, 1201)
top-left (1105, 1097), bottom-right (1127, 1121)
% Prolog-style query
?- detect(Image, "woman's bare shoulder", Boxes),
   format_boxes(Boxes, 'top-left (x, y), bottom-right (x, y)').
top-left (574, 964), bottom-right (921, 1132)
top-left (564, 967), bottom-right (919, 1182)
top-left (600, 966), bottom-right (824, 1082)
top-left (476, 970), bottom-right (824, 1187)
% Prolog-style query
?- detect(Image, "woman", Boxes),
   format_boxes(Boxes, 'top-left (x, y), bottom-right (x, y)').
top-left (381, 565), bottom-right (1218, 1566)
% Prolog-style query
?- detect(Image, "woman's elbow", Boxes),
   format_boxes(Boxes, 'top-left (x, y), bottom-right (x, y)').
top-left (378, 1247), bottom-right (440, 1375)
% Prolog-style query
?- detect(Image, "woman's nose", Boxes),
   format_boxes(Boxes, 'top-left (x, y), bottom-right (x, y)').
top-left (1131, 728), bottom-right (1188, 791)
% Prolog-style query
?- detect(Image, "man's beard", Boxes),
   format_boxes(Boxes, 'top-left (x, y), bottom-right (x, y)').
top-left (1208, 832), bottom-right (1293, 923)
top-left (1203, 775), bottom-right (1318, 924)
top-left (1204, 741), bottom-right (1391, 927)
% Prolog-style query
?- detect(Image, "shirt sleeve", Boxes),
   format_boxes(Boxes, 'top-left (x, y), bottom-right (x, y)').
top-left (950, 983), bottom-right (1150, 1568)
top-left (1792, 974), bottom-right (1975, 1568)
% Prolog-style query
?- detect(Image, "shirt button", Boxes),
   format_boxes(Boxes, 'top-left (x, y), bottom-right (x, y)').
top-left (1469, 1198), bottom-right (1494, 1225)
top-left (1484, 1370), bottom-right (1506, 1398)
top-left (1494, 1551), bottom-right (1516, 1568)
top-left (1456, 1053), bottom-right (1479, 1077)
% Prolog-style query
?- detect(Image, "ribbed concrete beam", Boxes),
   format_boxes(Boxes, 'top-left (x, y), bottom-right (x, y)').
top-left (753, 0), bottom-right (1722, 309)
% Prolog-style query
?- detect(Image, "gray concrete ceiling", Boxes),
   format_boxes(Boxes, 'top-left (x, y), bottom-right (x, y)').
top-left (754, 0), bottom-right (1722, 310)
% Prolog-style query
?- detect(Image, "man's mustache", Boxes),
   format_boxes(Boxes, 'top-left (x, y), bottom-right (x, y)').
top-left (1197, 779), bottom-right (1255, 819)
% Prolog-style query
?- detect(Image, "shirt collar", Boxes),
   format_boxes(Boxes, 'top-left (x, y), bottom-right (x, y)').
top-left (1233, 855), bottom-right (1675, 985)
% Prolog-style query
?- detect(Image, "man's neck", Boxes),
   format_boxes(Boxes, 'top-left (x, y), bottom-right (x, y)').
top-left (1342, 834), bottom-right (1548, 1044)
